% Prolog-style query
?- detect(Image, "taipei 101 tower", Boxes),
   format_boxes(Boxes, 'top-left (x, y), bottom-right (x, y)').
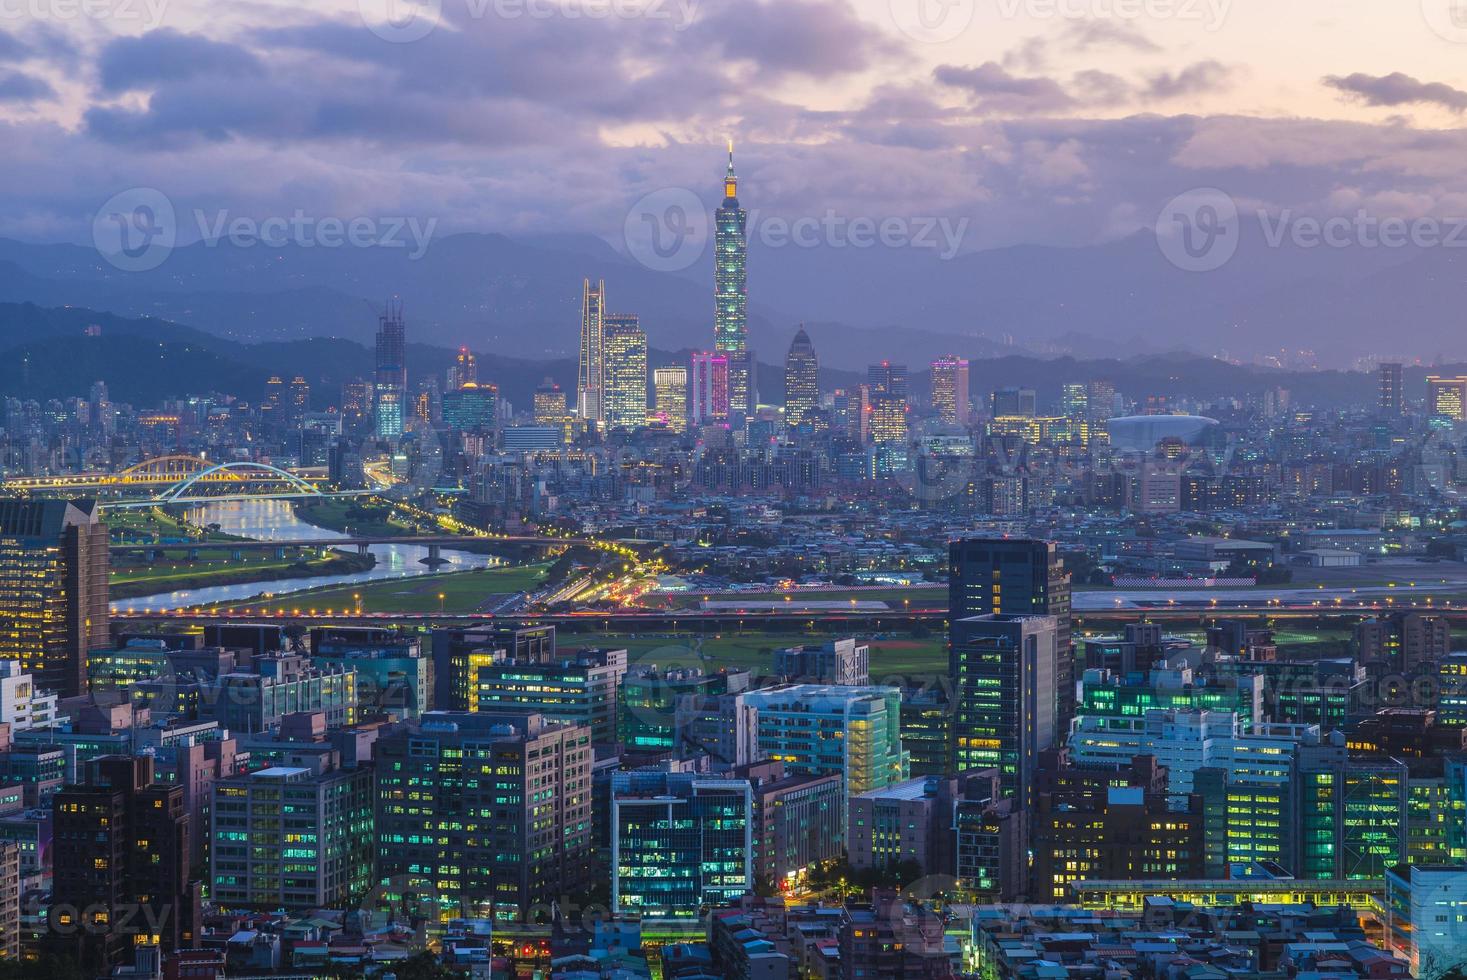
top-left (715, 141), bottom-right (751, 422)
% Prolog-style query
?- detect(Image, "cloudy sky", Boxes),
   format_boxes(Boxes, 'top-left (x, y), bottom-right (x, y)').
top-left (5, 0), bottom-right (1467, 252)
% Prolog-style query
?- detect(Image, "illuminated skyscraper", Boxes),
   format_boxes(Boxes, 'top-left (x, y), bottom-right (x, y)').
top-left (949, 613), bottom-right (1058, 809)
top-left (691, 351), bottom-right (730, 426)
top-left (374, 302), bottom-right (407, 438)
top-left (534, 379), bottom-right (574, 440)
top-left (1428, 374), bottom-right (1467, 421)
top-left (1061, 383), bottom-right (1088, 419)
top-left (930, 355), bottom-right (970, 426)
top-left (653, 367), bottom-right (689, 433)
top-left (715, 142), bottom-right (750, 421)
top-left (448, 346), bottom-right (477, 390)
top-left (602, 314), bottom-right (648, 431)
top-left (949, 537), bottom-right (1074, 736)
top-left (866, 362), bottom-right (908, 444)
top-left (1087, 380), bottom-right (1116, 421)
top-left (1378, 362), bottom-right (1403, 416)
top-left (0, 499), bottom-right (109, 698)
top-left (577, 278), bottom-right (606, 422)
top-left (375, 711), bottom-right (593, 921)
top-left (783, 327), bottom-right (818, 429)
top-left (287, 376), bottom-right (310, 426)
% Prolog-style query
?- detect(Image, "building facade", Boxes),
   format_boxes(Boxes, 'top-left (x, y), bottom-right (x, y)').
top-left (0, 499), bottom-right (109, 698)
top-left (374, 711), bottom-right (593, 921)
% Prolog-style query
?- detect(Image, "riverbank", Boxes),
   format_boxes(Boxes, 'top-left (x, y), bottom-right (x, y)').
top-left (202, 561), bottom-right (552, 614)
top-left (291, 498), bottom-right (419, 537)
top-left (111, 549), bottom-right (376, 600)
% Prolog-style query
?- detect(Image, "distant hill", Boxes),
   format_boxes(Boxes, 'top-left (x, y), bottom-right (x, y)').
top-left (0, 303), bottom-right (1390, 412)
top-left (6, 215), bottom-right (1467, 368)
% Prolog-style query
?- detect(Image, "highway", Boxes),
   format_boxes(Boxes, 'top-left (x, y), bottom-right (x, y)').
top-left (109, 534), bottom-right (592, 554)
top-left (109, 598), bottom-right (1467, 630)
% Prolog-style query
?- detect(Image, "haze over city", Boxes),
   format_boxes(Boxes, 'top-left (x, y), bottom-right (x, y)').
top-left (7, 3), bottom-right (1467, 980)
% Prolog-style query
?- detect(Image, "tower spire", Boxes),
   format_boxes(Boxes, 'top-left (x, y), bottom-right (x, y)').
top-left (724, 139), bottom-right (738, 199)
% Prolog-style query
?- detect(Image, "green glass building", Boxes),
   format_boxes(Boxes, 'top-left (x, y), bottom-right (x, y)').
top-left (611, 770), bottom-right (751, 920)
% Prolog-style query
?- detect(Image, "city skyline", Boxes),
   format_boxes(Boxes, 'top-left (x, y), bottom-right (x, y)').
top-left (4, 5), bottom-right (1467, 978)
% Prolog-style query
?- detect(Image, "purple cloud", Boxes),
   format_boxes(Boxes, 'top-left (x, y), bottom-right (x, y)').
top-left (1325, 72), bottom-right (1467, 114)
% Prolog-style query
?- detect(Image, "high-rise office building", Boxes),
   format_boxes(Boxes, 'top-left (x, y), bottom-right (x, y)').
top-left (374, 303), bottom-right (407, 438)
top-left (287, 376), bottom-right (310, 425)
top-left (991, 386), bottom-right (1037, 418)
top-left (783, 328), bottom-right (818, 430)
top-left (1061, 382), bottom-right (1089, 418)
top-left (867, 361), bottom-right (908, 401)
top-left (602, 314), bottom-right (648, 431)
top-left (0, 499), bottom-right (109, 698)
top-left (430, 626), bottom-right (558, 710)
top-left (1296, 739), bottom-right (1408, 881)
top-left (949, 537), bottom-right (1073, 725)
top-left (210, 752), bottom-right (374, 911)
top-left (475, 647), bottom-right (627, 744)
top-left (949, 614), bottom-right (1058, 809)
top-left (611, 769), bottom-right (752, 920)
top-left (691, 351), bottom-right (731, 426)
top-left (1086, 380), bottom-right (1116, 421)
top-left (448, 345), bottom-right (478, 390)
top-left (441, 383), bottom-right (499, 432)
top-left (532, 379), bottom-right (574, 442)
top-left (1378, 362), bottom-right (1404, 416)
top-left (375, 710), bottom-right (593, 921)
top-left (652, 367), bottom-right (689, 433)
top-left (866, 362), bottom-right (909, 445)
top-left (931, 355), bottom-right (970, 426)
top-left (715, 143), bottom-right (750, 420)
top-left (1427, 374), bottom-right (1467, 421)
top-left (50, 756), bottom-right (196, 972)
top-left (577, 278), bottom-right (606, 423)
top-left (739, 684), bottom-right (908, 797)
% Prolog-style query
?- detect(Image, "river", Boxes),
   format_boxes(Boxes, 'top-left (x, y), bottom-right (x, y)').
top-left (109, 499), bottom-right (498, 612)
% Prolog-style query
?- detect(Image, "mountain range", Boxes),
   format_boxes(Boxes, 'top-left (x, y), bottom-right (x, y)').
top-left (0, 302), bottom-right (1400, 414)
top-left (3, 217), bottom-right (1464, 370)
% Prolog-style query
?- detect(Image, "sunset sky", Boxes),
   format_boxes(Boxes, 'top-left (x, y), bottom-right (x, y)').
top-left (6, 0), bottom-right (1467, 251)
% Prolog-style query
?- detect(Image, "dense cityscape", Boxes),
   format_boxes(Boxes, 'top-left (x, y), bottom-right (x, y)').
top-left (10, 3), bottom-right (1467, 978)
